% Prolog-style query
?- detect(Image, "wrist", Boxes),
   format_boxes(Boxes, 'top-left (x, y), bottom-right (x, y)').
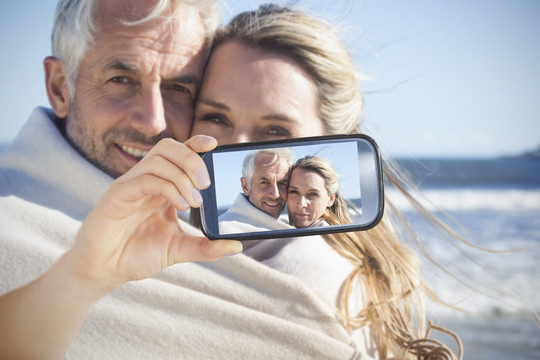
top-left (54, 251), bottom-right (118, 304)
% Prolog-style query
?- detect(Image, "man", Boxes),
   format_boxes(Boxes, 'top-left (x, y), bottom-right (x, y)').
top-left (219, 149), bottom-right (294, 235)
top-left (0, 1), bottom-right (362, 359)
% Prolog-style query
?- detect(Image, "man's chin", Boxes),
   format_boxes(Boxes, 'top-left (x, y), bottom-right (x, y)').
top-left (263, 207), bottom-right (284, 219)
top-left (89, 155), bottom-right (134, 179)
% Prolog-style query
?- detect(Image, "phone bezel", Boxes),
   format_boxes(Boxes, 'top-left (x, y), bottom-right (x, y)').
top-left (199, 134), bottom-right (384, 240)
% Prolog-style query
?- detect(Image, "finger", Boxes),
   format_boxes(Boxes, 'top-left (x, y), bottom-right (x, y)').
top-left (122, 154), bottom-right (204, 208)
top-left (136, 138), bottom-right (213, 190)
top-left (103, 174), bottom-right (195, 218)
top-left (183, 135), bottom-right (218, 154)
top-left (170, 234), bottom-right (243, 263)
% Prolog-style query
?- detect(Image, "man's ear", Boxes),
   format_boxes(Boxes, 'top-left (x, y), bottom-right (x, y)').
top-left (240, 177), bottom-right (250, 196)
top-left (43, 56), bottom-right (71, 118)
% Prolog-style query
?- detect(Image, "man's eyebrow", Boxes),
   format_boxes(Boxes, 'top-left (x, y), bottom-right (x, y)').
top-left (104, 60), bottom-right (200, 87)
top-left (170, 74), bottom-right (200, 88)
top-left (105, 60), bottom-right (138, 73)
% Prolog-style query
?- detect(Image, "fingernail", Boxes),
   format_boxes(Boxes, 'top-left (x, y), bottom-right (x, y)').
top-left (224, 251), bottom-right (240, 257)
top-left (191, 188), bottom-right (203, 205)
top-left (177, 194), bottom-right (189, 208)
top-left (195, 167), bottom-right (211, 188)
top-left (198, 135), bottom-right (215, 143)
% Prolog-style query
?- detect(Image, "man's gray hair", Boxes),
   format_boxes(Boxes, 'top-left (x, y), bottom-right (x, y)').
top-left (242, 148), bottom-right (293, 189)
top-left (51, 0), bottom-right (221, 95)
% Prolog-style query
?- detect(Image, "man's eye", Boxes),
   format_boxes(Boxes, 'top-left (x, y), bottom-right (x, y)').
top-left (166, 84), bottom-right (189, 93)
top-left (110, 76), bottom-right (132, 84)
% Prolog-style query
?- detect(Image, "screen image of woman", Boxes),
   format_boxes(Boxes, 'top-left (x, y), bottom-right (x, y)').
top-left (287, 155), bottom-right (354, 228)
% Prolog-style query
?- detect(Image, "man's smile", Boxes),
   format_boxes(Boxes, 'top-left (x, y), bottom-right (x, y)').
top-left (118, 144), bottom-right (150, 161)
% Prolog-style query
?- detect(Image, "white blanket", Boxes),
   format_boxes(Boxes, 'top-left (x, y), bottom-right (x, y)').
top-left (218, 193), bottom-right (293, 234)
top-left (0, 108), bottom-right (375, 359)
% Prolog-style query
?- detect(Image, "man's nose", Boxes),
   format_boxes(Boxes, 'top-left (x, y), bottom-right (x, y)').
top-left (267, 183), bottom-right (281, 198)
top-left (132, 86), bottom-right (167, 136)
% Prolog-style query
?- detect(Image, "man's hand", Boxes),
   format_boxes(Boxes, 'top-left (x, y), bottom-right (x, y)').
top-left (66, 136), bottom-right (242, 291)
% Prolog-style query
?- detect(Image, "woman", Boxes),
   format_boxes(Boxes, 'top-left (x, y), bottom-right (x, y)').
top-left (287, 155), bottom-right (349, 228)
top-left (192, 4), bottom-right (462, 359)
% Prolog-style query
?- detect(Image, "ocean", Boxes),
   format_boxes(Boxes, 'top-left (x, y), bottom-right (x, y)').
top-left (390, 157), bottom-right (540, 359)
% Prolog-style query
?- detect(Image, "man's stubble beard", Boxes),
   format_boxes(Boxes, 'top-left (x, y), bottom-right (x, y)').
top-left (64, 97), bottom-right (174, 179)
top-left (64, 98), bottom-right (117, 177)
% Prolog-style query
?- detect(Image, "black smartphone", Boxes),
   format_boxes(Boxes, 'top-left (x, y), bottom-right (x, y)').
top-left (199, 134), bottom-right (384, 240)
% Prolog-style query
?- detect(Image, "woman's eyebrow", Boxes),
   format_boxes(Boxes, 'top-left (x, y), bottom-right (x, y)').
top-left (261, 114), bottom-right (299, 124)
top-left (197, 98), bottom-right (230, 111)
top-left (197, 99), bottom-right (300, 125)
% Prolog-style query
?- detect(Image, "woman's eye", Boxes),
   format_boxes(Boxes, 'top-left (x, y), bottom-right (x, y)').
top-left (266, 127), bottom-right (290, 136)
top-left (199, 114), bottom-right (227, 125)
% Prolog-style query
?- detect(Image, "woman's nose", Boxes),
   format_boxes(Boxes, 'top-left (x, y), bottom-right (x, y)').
top-left (223, 128), bottom-right (251, 145)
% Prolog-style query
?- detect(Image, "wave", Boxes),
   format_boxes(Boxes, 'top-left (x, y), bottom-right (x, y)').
top-left (386, 187), bottom-right (540, 212)
top-left (396, 158), bottom-right (540, 187)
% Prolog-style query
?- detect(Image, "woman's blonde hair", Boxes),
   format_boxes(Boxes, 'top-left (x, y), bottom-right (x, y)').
top-left (216, 4), bottom-right (462, 359)
top-left (213, 4), bottom-right (363, 136)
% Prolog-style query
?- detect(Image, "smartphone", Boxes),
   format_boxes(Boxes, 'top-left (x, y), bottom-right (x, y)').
top-left (199, 134), bottom-right (384, 240)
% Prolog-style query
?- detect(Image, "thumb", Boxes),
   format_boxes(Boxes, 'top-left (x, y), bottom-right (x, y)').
top-left (184, 135), bottom-right (218, 154)
top-left (171, 234), bottom-right (243, 263)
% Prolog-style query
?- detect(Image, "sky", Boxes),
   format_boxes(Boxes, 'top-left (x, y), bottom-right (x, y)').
top-left (1, 0), bottom-right (539, 158)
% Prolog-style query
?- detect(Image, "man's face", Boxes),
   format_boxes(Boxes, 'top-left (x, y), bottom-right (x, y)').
top-left (241, 154), bottom-right (290, 218)
top-left (64, 1), bottom-right (207, 178)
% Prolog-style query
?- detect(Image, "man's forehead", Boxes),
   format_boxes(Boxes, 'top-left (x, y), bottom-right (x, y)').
top-left (254, 163), bottom-right (290, 179)
top-left (88, 0), bottom-right (207, 79)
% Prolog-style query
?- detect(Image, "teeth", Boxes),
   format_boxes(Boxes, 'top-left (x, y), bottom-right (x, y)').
top-left (120, 145), bottom-right (149, 159)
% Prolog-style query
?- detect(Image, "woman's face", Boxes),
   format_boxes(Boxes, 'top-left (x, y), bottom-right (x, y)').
top-left (287, 168), bottom-right (335, 228)
top-left (192, 41), bottom-right (325, 144)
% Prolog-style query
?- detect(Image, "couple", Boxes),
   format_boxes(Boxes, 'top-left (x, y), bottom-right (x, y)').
top-left (219, 149), bottom-right (349, 234)
top-left (0, 0), bottom-right (463, 359)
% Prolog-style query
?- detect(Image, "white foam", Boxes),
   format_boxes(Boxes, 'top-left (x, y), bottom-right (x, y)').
top-left (386, 188), bottom-right (540, 212)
